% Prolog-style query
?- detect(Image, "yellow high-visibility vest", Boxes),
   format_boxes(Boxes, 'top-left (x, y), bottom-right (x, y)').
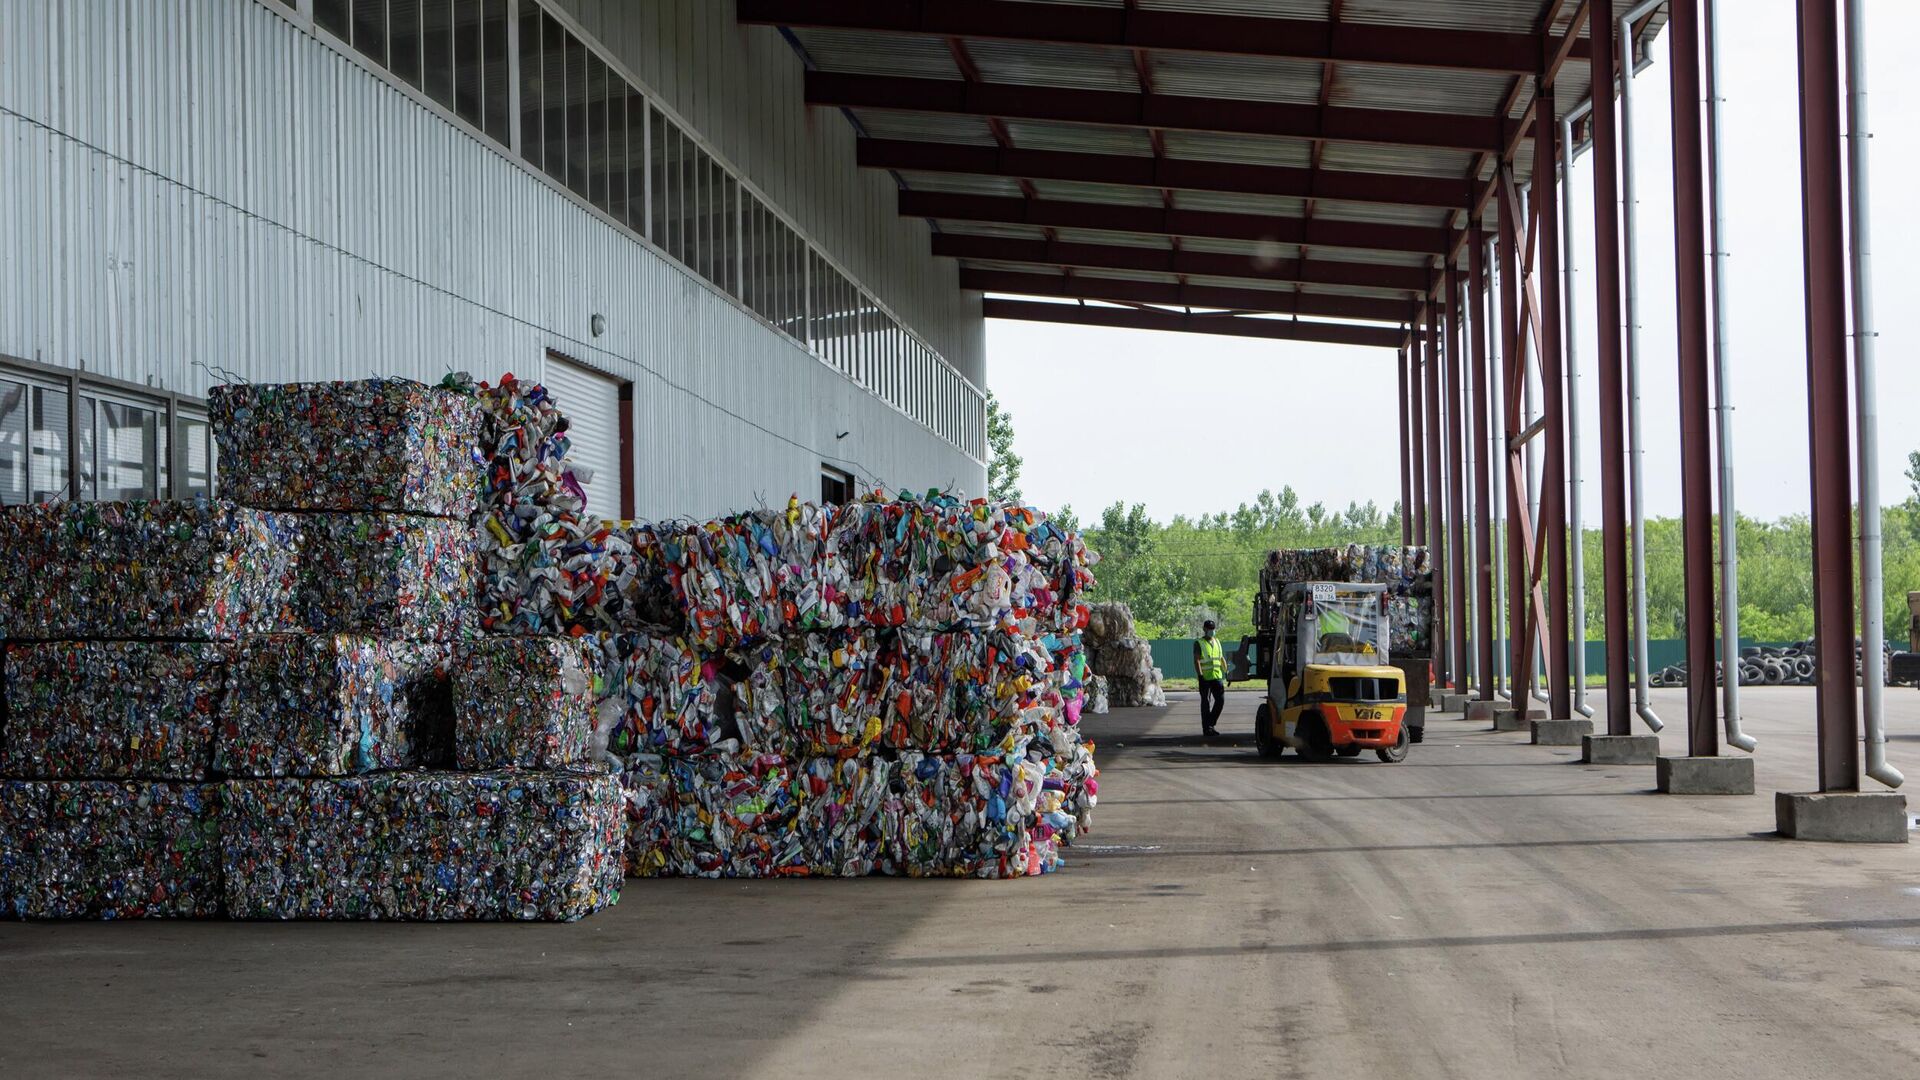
top-left (1197, 636), bottom-right (1226, 680)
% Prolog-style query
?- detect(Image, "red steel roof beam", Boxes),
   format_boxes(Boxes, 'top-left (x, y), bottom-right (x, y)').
top-left (739, 0), bottom-right (1591, 75)
top-left (932, 233), bottom-right (1427, 292)
top-left (856, 140), bottom-right (1471, 209)
top-left (806, 72), bottom-right (1508, 153)
top-left (903, 191), bottom-right (1447, 254)
top-left (983, 299), bottom-right (1404, 348)
top-left (959, 269), bottom-right (1408, 322)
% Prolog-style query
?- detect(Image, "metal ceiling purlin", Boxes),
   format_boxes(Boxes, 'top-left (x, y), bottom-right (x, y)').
top-left (930, 233), bottom-right (1429, 291)
top-left (960, 267), bottom-right (1407, 321)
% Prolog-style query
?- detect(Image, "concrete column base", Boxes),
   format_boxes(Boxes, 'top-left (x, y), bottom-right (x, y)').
top-left (1656, 755), bottom-right (1755, 795)
top-left (1439, 693), bottom-right (1470, 713)
top-left (1531, 719), bottom-right (1593, 746)
top-left (1774, 791), bottom-right (1909, 843)
top-left (1465, 700), bottom-right (1499, 723)
top-left (1582, 734), bottom-right (1660, 765)
top-left (1492, 707), bottom-right (1543, 732)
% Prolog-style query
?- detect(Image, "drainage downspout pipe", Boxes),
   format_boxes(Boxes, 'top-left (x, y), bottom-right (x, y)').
top-left (1619, 1), bottom-right (1663, 733)
top-left (1704, 0), bottom-right (1757, 753)
top-left (1491, 237), bottom-right (1511, 700)
top-left (1843, 0), bottom-right (1899, 786)
top-left (1563, 103), bottom-right (1595, 719)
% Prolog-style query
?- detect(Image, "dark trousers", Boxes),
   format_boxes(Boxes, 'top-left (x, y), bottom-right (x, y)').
top-left (1199, 679), bottom-right (1225, 732)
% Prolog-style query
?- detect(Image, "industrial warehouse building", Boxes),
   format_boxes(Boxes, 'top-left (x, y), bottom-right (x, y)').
top-left (0, 0), bottom-right (988, 520)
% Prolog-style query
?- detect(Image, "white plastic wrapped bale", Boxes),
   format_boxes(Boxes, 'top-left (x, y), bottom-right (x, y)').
top-left (1084, 602), bottom-right (1167, 708)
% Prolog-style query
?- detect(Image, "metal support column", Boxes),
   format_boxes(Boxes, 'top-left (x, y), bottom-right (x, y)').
top-left (1670, 0), bottom-right (1721, 756)
top-left (1425, 306), bottom-right (1449, 687)
top-left (1591, 0), bottom-right (1634, 735)
top-left (1399, 343), bottom-right (1414, 545)
top-left (1532, 89), bottom-right (1572, 720)
top-left (1411, 307), bottom-right (1428, 545)
top-left (1796, 0), bottom-right (1860, 791)
top-left (1470, 224), bottom-right (1496, 700)
top-left (1446, 266), bottom-right (1471, 691)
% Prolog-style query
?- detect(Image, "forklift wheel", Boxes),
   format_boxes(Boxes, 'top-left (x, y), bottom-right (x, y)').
top-left (1375, 724), bottom-right (1412, 763)
top-left (1254, 703), bottom-right (1282, 759)
top-left (1298, 714), bottom-right (1334, 760)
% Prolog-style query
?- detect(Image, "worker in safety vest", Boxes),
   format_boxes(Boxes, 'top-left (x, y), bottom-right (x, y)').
top-left (1193, 619), bottom-right (1226, 737)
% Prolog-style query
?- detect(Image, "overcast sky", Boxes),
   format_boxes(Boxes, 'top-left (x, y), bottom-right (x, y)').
top-left (988, 0), bottom-right (1918, 526)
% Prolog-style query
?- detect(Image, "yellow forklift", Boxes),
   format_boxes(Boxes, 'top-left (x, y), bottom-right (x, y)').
top-left (1237, 581), bottom-right (1410, 762)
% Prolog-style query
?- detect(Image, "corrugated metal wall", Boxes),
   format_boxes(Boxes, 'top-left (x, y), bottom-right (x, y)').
top-left (0, 0), bottom-right (987, 521)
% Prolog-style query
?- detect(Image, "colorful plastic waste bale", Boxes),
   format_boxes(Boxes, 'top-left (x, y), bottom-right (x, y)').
top-left (294, 512), bottom-right (476, 641)
top-left (1, 781), bottom-right (48, 918)
top-left (220, 776), bottom-right (392, 920)
top-left (0, 501), bottom-right (299, 641)
top-left (603, 521), bottom-right (687, 632)
top-left (218, 636), bottom-right (452, 777)
top-left (781, 629), bottom-right (886, 753)
top-left (1025, 725), bottom-right (1099, 846)
top-left (2, 641), bottom-right (227, 780)
top-left (30, 782), bottom-right (222, 918)
top-left (794, 756), bottom-right (891, 877)
top-left (878, 751), bottom-right (1059, 879)
top-left (666, 754), bottom-right (809, 878)
top-left (452, 637), bottom-right (596, 770)
top-left (617, 753), bottom-right (675, 877)
top-left (599, 633), bottom-right (723, 756)
top-left (210, 379), bottom-right (484, 517)
top-left (678, 513), bottom-right (789, 649)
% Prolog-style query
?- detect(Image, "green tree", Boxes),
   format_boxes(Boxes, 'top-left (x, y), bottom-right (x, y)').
top-left (1906, 450), bottom-right (1920, 503)
top-left (986, 392), bottom-right (1022, 504)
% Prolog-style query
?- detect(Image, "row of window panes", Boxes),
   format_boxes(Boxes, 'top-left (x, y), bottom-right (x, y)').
top-left (299, 0), bottom-right (982, 460)
top-left (0, 370), bottom-right (213, 505)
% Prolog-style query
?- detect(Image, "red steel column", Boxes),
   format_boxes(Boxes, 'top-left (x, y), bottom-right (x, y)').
top-left (1446, 264), bottom-right (1471, 690)
top-left (1671, 0), bottom-right (1721, 756)
top-left (1796, 0), bottom-right (1860, 790)
top-left (1425, 304), bottom-right (1449, 686)
top-left (1533, 89), bottom-right (1572, 720)
top-left (1591, 0), bottom-right (1634, 735)
top-left (1498, 174), bottom-right (1531, 698)
top-left (1410, 309), bottom-right (1428, 545)
top-left (1470, 222), bottom-right (1496, 700)
top-left (1399, 343), bottom-right (1414, 545)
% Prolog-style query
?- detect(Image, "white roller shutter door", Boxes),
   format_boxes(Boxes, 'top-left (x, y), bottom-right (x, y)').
top-left (541, 355), bottom-right (623, 519)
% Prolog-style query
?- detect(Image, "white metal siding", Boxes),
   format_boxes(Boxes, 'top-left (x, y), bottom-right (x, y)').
top-left (0, 0), bottom-right (986, 519)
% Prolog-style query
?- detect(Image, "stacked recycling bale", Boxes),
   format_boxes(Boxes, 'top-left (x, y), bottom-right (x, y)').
top-left (0, 501), bottom-right (299, 917)
top-left (1083, 602), bottom-right (1166, 708)
top-left (1259, 544), bottom-right (1433, 656)
top-left (209, 379), bottom-right (622, 921)
top-left (0, 379), bottom-right (624, 921)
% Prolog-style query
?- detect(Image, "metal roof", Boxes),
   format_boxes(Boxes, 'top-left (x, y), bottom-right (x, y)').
top-left (751, 1), bottom-right (1670, 342)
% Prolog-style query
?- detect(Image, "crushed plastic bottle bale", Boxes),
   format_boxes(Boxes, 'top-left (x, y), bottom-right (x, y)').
top-left (0, 501), bottom-right (300, 641)
top-left (877, 749), bottom-right (1060, 879)
top-left (218, 635), bottom-right (452, 777)
top-left (596, 633), bottom-right (795, 758)
top-left (793, 755), bottom-right (892, 877)
top-left (666, 753), bottom-right (809, 878)
top-left (1260, 544), bottom-right (1433, 656)
top-left (294, 512), bottom-right (477, 641)
top-left (1084, 602), bottom-right (1168, 708)
top-left (222, 770), bottom-right (622, 921)
top-left (25, 781), bottom-right (222, 918)
top-left (616, 753), bottom-right (674, 878)
top-left (210, 379), bottom-right (484, 517)
top-left (452, 637), bottom-right (597, 770)
top-left (1, 781), bottom-right (48, 917)
top-left (2, 641), bottom-right (228, 780)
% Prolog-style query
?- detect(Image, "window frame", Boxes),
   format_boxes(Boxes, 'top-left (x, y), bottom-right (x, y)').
top-left (0, 353), bottom-right (212, 504)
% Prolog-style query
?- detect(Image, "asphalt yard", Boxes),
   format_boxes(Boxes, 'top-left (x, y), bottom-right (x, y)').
top-left (3, 686), bottom-right (1917, 1079)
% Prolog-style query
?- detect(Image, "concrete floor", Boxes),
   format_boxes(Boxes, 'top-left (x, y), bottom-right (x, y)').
top-left (2, 687), bottom-right (1918, 1079)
